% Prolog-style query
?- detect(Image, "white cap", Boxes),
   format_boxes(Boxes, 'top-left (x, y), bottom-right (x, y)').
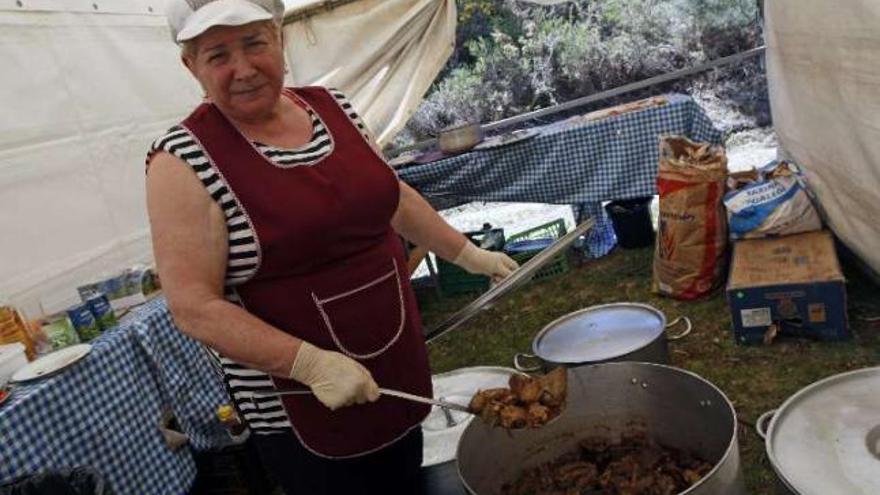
top-left (166, 0), bottom-right (285, 43)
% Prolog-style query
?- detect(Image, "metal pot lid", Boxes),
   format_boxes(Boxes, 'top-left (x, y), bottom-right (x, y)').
top-left (768, 367), bottom-right (880, 494)
top-left (421, 366), bottom-right (517, 467)
top-left (533, 303), bottom-right (665, 363)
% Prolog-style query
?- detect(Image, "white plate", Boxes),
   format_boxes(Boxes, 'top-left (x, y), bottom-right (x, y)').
top-left (421, 366), bottom-right (518, 466)
top-left (472, 129), bottom-right (540, 151)
top-left (11, 344), bottom-right (92, 383)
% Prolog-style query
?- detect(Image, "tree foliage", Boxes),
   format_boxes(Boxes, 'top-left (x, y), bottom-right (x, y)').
top-left (398, 0), bottom-right (763, 146)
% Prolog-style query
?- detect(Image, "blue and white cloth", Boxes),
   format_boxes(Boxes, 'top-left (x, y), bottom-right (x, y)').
top-left (398, 94), bottom-right (723, 257)
top-left (0, 297), bottom-right (231, 495)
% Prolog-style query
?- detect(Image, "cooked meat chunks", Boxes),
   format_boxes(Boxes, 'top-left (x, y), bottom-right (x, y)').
top-left (468, 368), bottom-right (567, 429)
top-left (501, 431), bottom-right (713, 495)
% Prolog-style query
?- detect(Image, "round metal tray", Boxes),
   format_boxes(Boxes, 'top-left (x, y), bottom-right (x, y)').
top-left (533, 303), bottom-right (666, 364)
top-left (768, 367), bottom-right (880, 494)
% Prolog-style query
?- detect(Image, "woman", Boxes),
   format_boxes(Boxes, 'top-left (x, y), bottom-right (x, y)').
top-left (145, 0), bottom-right (518, 493)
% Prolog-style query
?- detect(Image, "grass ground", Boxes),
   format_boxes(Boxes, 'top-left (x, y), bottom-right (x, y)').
top-left (418, 246), bottom-right (880, 493)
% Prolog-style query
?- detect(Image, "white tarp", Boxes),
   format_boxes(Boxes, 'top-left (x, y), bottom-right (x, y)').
top-left (0, 0), bottom-right (202, 316)
top-left (282, 0), bottom-right (455, 145)
top-left (0, 0), bottom-right (455, 316)
top-left (765, 0), bottom-right (880, 276)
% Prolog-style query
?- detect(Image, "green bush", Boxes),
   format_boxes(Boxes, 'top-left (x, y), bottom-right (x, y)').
top-left (396, 0), bottom-right (762, 147)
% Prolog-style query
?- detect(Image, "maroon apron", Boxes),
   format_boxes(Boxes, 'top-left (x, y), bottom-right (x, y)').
top-left (182, 87), bottom-right (432, 458)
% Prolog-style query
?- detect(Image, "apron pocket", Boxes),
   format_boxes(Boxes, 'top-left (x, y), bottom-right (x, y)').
top-left (311, 258), bottom-right (406, 359)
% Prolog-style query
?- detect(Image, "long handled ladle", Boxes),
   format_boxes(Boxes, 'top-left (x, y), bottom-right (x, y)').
top-left (250, 387), bottom-right (472, 413)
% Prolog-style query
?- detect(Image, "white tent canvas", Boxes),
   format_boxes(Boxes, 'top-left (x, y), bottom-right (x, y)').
top-left (0, 0), bottom-right (454, 316)
top-left (0, 0), bottom-right (202, 316)
top-left (766, 0), bottom-right (880, 278)
top-left (283, 0), bottom-right (455, 145)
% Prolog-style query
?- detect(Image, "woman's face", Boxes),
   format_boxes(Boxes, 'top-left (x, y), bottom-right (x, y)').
top-left (183, 21), bottom-right (285, 123)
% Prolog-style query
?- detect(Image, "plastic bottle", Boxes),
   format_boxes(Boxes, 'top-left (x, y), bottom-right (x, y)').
top-left (216, 404), bottom-right (248, 441)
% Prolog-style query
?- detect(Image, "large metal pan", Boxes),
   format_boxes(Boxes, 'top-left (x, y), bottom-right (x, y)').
top-left (756, 366), bottom-right (880, 494)
top-left (456, 362), bottom-right (745, 495)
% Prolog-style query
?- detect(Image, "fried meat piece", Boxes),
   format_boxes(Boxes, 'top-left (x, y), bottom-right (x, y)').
top-left (537, 366), bottom-right (567, 407)
top-left (499, 405), bottom-right (529, 429)
top-left (503, 432), bottom-right (714, 495)
top-left (470, 368), bottom-right (567, 430)
top-left (526, 402), bottom-right (551, 426)
top-left (469, 387), bottom-right (512, 414)
top-left (509, 373), bottom-right (543, 403)
top-left (555, 461), bottom-right (598, 489)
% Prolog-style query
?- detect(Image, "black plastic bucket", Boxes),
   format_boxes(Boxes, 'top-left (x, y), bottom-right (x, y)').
top-left (605, 197), bottom-right (655, 249)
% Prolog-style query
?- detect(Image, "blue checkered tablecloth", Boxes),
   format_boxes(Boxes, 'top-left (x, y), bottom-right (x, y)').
top-left (398, 94), bottom-right (722, 257)
top-left (128, 297), bottom-right (233, 452)
top-left (0, 297), bottom-right (231, 495)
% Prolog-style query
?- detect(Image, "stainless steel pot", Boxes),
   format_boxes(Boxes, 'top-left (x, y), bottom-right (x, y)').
top-left (513, 303), bottom-right (691, 372)
top-left (439, 123), bottom-right (484, 154)
top-left (457, 362), bottom-right (745, 495)
top-left (756, 366), bottom-right (880, 495)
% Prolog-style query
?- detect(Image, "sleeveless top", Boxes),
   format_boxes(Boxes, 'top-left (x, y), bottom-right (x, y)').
top-left (146, 89), bottom-right (375, 434)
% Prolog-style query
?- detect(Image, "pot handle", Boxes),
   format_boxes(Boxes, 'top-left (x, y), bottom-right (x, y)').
top-left (756, 409), bottom-right (776, 440)
top-left (665, 316), bottom-right (692, 341)
top-left (513, 353), bottom-right (543, 373)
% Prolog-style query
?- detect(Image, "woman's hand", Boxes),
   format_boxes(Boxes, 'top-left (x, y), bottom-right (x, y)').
top-left (390, 182), bottom-right (519, 282)
top-left (454, 242), bottom-right (519, 283)
top-left (289, 341), bottom-right (380, 410)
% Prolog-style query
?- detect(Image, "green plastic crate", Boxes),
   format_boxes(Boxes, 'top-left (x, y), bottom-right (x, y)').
top-left (436, 259), bottom-right (490, 295)
top-left (505, 219), bottom-right (569, 282)
top-left (436, 228), bottom-right (505, 296)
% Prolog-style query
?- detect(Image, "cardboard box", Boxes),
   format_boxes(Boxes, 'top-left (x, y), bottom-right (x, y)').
top-left (726, 231), bottom-right (848, 344)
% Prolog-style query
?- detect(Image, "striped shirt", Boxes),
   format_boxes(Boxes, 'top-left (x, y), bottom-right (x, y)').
top-left (147, 89), bottom-right (373, 434)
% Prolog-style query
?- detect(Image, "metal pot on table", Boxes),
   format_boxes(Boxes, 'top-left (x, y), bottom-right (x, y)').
top-left (513, 303), bottom-right (691, 372)
top-left (755, 366), bottom-right (880, 494)
top-left (456, 362), bottom-right (746, 495)
top-left (438, 123), bottom-right (484, 154)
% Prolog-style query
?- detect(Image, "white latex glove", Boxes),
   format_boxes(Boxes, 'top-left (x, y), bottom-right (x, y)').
top-left (289, 341), bottom-right (380, 411)
top-left (453, 242), bottom-right (519, 283)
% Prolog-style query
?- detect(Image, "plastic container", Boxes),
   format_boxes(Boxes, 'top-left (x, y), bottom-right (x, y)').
top-left (0, 342), bottom-right (28, 387)
top-left (605, 197), bottom-right (655, 249)
top-left (41, 314), bottom-right (81, 351)
top-left (504, 219), bottom-right (569, 282)
top-left (503, 238), bottom-right (554, 254)
top-left (86, 293), bottom-right (118, 331)
top-left (67, 303), bottom-right (101, 342)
